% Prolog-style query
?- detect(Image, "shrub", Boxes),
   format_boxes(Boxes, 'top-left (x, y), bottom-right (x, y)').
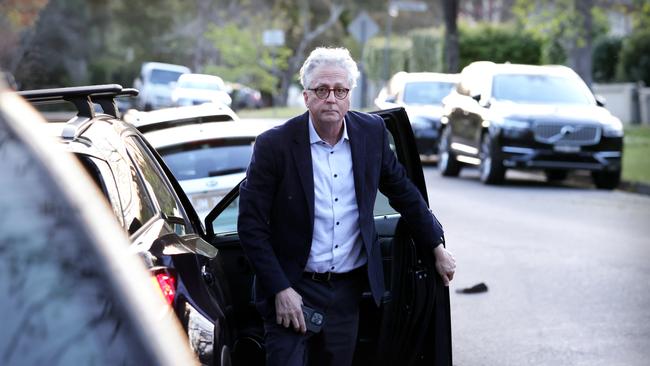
top-left (458, 22), bottom-right (542, 69)
top-left (617, 29), bottom-right (650, 85)
top-left (592, 36), bottom-right (623, 82)
top-left (408, 27), bottom-right (445, 72)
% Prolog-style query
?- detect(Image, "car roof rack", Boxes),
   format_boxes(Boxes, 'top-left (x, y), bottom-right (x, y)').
top-left (19, 84), bottom-right (138, 118)
top-left (19, 84), bottom-right (138, 139)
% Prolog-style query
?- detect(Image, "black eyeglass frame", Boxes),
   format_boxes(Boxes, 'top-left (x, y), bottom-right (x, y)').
top-left (307, 87), bottom-right (350, 100)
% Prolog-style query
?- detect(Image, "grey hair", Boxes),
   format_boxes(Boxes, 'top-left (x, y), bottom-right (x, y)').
top-left (299, 47), bottom-right (360, 89)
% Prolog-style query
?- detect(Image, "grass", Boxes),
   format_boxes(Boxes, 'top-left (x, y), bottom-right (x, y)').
top-left (623, 125), bottom-right (650, 184)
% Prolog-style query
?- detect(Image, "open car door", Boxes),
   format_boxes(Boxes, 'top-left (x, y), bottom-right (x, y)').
top-left (203, 107), bottom-right (452, 365)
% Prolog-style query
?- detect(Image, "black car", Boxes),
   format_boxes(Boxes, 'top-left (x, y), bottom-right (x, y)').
top-left (375, 72), bottom-right (459, 157)
top-left (1, 83), bottom-right (197, 365)
top-left (438, 61), bottom-right (624, 188)
top-left (19, 85), bottom-right (229, 366)
top-left (21, 85), bottom-right (452, 366)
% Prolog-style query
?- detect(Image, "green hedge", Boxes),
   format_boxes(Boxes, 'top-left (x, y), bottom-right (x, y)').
top-left (363, 36), bottom-right (412, 80)
top-left (618, 29), bottom-right (650, 86)
top-left (408, 27), bottom-right (445, 72)
top-left (592, 36), bottom-right (623, 82)
top-left (458, 22), bottom-right (542, 69)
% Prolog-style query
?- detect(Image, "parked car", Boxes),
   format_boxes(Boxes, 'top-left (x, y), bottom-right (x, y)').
top-left (130, 111), bottom-right (280, 222)
top-left (124, 102), bottom-right (239, 132)
top-left (439, 61), bottom-right (623, 188)
top-left (21, 84), bottom-right (452, 365)
top-left (19, 85), bottom-right (229, 366)
top-left (227, 82), bottom-right (264, 110)
top-left (1, 82), bottom-right (198, 365)
top-left (133, 62), bottom-right (191, 111)
top-left (375, 71), bottom-right (458, 156)
top-left (172, 73), bottom-right (232, 107)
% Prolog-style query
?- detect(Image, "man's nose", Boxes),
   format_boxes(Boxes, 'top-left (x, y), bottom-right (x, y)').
top-left (325, 90), bottom-right (337, 102)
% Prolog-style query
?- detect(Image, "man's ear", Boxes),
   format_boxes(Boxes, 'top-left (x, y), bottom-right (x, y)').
top-left (303, 91), bottom-right (309, 108)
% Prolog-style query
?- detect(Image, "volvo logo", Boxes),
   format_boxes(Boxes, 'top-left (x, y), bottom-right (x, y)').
top-left (560, 125), bottom-right (576, 135)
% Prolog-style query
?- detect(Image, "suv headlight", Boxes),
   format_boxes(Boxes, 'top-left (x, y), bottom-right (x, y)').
top-left (602, 116), bottom-right (624, 137)
top-left (490, 117), bottom-right (531, 138)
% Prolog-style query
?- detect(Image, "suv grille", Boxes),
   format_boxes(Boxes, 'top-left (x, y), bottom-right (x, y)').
top-left (533, 123), bottom-right (601, 145)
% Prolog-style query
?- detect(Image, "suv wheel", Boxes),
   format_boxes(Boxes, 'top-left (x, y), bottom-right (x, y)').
top-left (479, 133), bottom-right (505, 185)
top-left (591, 170), bottom-right (621, 190)
top-left (438, 127), bottom-right (461, 177)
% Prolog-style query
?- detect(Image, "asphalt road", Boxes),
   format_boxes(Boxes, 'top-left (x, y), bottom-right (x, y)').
top-left (423, 166), bottom-right (650, 366)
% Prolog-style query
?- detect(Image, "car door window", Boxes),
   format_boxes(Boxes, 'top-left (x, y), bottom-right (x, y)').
top-left (124, 136), bottom-right (187, 235)
top-left (373, 129), bottom-right (398, 217)
top-left (120, 148), bottom-right (156, 235)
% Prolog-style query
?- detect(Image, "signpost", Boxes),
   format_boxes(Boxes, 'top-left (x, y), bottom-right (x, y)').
top-left (263, 29), bottom-right (285, 109)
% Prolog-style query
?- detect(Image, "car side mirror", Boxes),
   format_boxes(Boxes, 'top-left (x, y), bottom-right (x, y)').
top-left (595, 94), bottom-right (606, 107)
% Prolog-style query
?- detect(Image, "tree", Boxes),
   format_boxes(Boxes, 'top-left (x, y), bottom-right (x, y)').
top-left (442, 0), bottom-right (460, 73)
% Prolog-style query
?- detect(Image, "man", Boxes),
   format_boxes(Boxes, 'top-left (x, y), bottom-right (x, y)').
top-left (238, 47), bottom-right (455, 366)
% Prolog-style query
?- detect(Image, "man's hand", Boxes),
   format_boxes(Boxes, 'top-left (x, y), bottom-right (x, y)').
top-left (275, 287), bottom-right (306, 334)
top-left (433, 245), bottom-right (456, 286)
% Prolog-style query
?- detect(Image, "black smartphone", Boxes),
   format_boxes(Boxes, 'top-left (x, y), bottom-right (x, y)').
top-left (301, 305), bottom-right (325, 333)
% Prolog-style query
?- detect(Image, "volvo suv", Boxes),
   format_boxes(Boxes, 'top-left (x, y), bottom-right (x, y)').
top-left (438, 61), bottom-right (623, 189)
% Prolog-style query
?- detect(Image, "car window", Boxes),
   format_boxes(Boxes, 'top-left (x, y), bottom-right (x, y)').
top-left (403, 81), bottom-right (455, 105)
top-left (373, 129), bottom-right (398, 217)
top-left (119, 139), bottom-right (157, 235)
top-left (492, 74), bottom-right (592, 104)
top-left (0, 120), bottom-right (154, 365)
top-left (124, 136), bottom-right (187, 234)
top-left (159, 139), bottom-right (254, 181)
top-left (149, 69), bottom-right (184, 84)
top-left (76, 155), bottom-right (125, 227)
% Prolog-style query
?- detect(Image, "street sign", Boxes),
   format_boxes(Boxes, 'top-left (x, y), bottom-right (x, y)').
top-left (347, 11), bottom-right (379, 44)
top-left (263, 29), bottom-right (285, 47)
top-left (392, 1), bottom-right (427, 12)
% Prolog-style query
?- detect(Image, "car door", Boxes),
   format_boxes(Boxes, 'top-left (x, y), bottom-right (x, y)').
top-left (203, 108), bottom-right (452, 366)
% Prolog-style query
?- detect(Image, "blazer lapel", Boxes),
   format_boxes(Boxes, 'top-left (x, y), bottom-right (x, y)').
top-left (291, 112), bottom-right (315, 226)
top-left (346, 113), bottom-right (367, 216)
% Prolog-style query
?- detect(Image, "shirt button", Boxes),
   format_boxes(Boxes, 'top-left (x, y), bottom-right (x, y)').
top-left (335, 245), bottom-right (339, 248)
top-left (336, 221), bottom-right (340, 225)
top-left (331, 266), bottom-right (335, 270)
top-left (330, 151), bottom-right (334, 154)
top-left (334, 198), bottom-right (338, 202)
top-left (334, 174), bottom-right (338, 178)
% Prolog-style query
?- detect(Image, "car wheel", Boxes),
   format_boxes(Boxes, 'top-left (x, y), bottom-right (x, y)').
top-left (591, 170), bottom-right (621, 190)
top-left (438, 127), bottom-right (461, 177)
top-left (545, 169), bottom-right (568, 182)
top-left (479, 133), bottom-right (505, 185)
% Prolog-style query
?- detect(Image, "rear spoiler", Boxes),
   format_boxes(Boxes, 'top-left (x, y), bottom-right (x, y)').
top-left (19, 84), bottom-right (138, 119)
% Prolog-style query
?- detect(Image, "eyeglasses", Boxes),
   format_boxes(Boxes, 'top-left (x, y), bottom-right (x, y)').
top-left (308, 87), bottom-right (350, 100)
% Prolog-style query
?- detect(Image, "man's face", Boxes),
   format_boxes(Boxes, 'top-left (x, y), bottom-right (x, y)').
top-left (303, 65), bottom-right (351, 126)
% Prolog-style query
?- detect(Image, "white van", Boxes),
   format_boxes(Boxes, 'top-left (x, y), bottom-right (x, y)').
top-left (133, 62), bottom-right (191, 111)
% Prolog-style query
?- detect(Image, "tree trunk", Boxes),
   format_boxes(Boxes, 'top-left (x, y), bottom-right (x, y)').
top-left (276, 0), bottom-right (344, 106)
top-left (442, 0), bottom-right (460, 73)
top-left (571, 0), bottom-right (594, 87)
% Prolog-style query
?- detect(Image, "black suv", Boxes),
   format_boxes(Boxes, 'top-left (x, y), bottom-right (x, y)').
top-left (21, 85), bottom-right (452, 366)
top-left (438, 61), bottom-right (624, 188)
top-left (20, 85), bottom-right (229, 365)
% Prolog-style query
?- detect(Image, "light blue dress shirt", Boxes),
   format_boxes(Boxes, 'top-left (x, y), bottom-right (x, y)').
top-left (306, 116), bottom-right (367, 273)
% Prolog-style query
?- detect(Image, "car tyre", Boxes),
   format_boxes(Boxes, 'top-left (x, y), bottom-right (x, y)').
top-left (591, 170), bottom-right (621, 190)
top-left (479, 133), bottom-right (505, 185)
top-left (438, 127), bottom-right (461, 177)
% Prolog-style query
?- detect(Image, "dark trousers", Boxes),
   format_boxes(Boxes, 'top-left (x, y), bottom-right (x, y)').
top-left (258, 269), bottom-right (366, 366)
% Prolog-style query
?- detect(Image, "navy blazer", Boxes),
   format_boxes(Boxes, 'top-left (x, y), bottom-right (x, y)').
top-left (238, 110), bottom-right (444, 306)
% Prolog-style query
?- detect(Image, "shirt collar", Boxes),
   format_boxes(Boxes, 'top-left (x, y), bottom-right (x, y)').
top-left (308, 115), bottom-right (349, 145)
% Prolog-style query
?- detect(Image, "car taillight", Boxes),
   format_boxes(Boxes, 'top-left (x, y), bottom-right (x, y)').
top-left (153, 268), bottom-right (177, 305)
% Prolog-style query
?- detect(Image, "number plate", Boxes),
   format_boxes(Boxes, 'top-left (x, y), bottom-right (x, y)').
top-left (553, 144), bottom-right (580, 153)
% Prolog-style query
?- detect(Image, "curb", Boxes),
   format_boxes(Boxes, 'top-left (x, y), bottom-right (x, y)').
top-left (619, 180), bottom-right (650, 196)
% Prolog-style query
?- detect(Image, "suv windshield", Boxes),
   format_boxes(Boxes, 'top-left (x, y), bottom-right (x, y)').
top-left (403, 81), bottom-right (455, 105)
top-left (492, 74), bottom-right (592, 104)
top-left (150, 69), bottom-right (184, 84)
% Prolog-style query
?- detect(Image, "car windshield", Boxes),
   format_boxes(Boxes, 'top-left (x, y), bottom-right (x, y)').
top-left (402, 81), bottom-right (455, 105)
top-left (158, 139), bottom-right (254, 181)
top-left (150, 69), bottom-right (184, 84)
top-left (492, 74), bottom-right (592, 104)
